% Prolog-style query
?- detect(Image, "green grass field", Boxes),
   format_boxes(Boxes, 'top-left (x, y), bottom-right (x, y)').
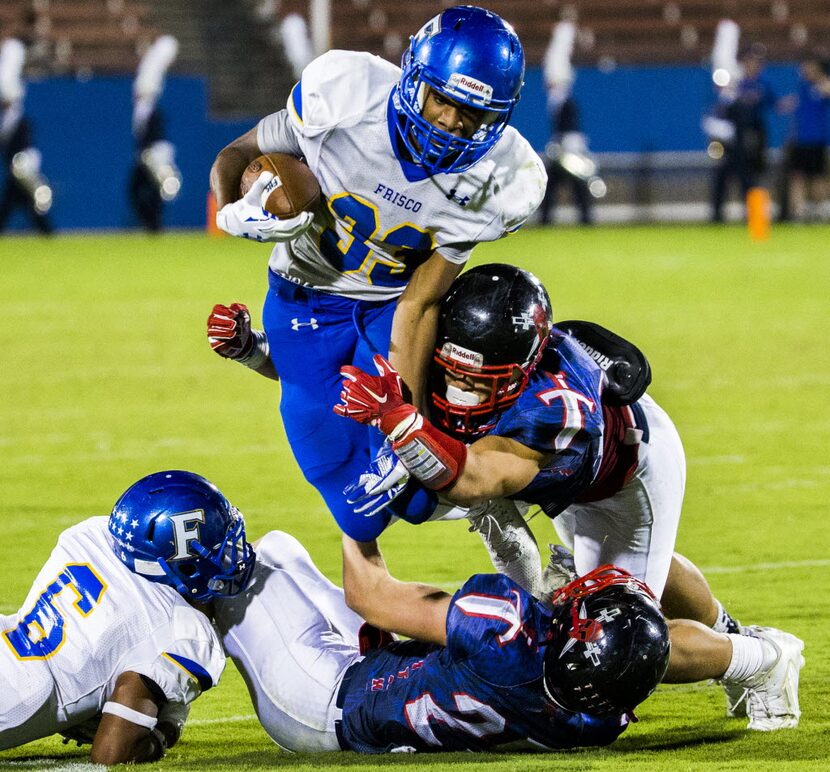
top-left (1, 224), bottom-right (828, 771)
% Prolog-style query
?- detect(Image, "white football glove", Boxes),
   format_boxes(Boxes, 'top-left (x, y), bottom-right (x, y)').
top-left (344, 440), bottom-right (410, 518)
top-left (216, 171), bottom-right (314, 242)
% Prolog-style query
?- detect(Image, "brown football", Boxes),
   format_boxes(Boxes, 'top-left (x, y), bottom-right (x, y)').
top-left (239, 153), bottom-right (321, 218)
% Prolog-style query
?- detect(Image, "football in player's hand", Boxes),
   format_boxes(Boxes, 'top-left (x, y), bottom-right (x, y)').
top-left (239, 153), bottom-right (321, 218)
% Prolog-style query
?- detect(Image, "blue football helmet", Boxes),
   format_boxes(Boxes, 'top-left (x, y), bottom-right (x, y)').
top-left (108, 470), bottom-right (255, 602)
top-left (393, 6), bottom-right (525, 174)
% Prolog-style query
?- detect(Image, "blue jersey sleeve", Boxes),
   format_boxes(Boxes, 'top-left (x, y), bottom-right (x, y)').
top-left (489, 336), bottom-right (606, 515)
top-left (447, 574), bottom-right (551, 688)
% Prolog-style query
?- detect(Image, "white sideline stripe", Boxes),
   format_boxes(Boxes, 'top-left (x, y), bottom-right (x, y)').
top-left (189, 713), bottom-right (258, 726)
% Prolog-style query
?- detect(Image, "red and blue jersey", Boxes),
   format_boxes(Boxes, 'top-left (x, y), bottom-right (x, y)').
top-left (337, 573), bottom-right (627, 752)
top-left (490, 332), bottom-right (643, 516)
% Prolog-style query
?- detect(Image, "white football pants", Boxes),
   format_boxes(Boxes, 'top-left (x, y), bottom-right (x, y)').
top-left (213, 531), bottom-right (364, 752)
top-left (553, 394), bottom-right (686, 598)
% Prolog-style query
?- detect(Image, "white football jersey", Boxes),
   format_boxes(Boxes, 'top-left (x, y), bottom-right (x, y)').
top-left (257, 50), bottom-right (547, 301)
top-left (0, 517), bottom-right (225, 750)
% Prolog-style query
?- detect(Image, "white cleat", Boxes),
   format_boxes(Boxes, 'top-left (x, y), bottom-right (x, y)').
top-left (466, 498), bottom-right (542, 598)
top-left (742, 626), bottom-right (805, 731)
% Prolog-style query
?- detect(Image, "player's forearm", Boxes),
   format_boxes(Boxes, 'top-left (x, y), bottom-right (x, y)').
top-left (389, 295), bottom-right (440, 411)
top-left (210, 148), bottom-right (252, 209)
top-left (443, 441), bottom-right (540, 506)
top-left (210, 126), bottom-right (262, 209)
top-left (389, 253), bottom-right (462, 410)
top-left (342, 535), bottom-right (390, 615)
top-left (91, 723), bottom-right (166, 765)
top-left (341, 535), bottom-right (449, 644)
top-left (249, 358), bottom-right (280, 381)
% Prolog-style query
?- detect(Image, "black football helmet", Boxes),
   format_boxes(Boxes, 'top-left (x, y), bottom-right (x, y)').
top-left (542, 565), bottom-right (670, 717)
top-left (430, 264), bottom-right (552, 439)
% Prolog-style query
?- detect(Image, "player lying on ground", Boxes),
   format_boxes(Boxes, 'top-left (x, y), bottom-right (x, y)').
top-left (215, 528), bottom-right (670, 752)
top-left (334, 263), bottom-right (805, 731)
top-left (0, 470), bottom-right (254, 764)
top-left (208, 6), bottom-right (546, 542)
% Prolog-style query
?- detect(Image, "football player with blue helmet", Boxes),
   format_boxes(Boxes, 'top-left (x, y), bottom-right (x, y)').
top-left (336, 264), bottom-right (805, 731)
top-left (0, 470), bottom-right (253, 764)
top-left (108, 469), bottom-right (255, 602)
top-left (208, 6), bottom-right (545, 542)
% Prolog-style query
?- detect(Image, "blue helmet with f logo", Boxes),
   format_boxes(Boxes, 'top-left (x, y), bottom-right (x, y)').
top-left (109, 470), bottom-right (255, 602)
top-left (394, 5), bottom-right (525, 174)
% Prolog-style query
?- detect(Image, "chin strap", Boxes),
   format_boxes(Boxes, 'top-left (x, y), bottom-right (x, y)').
top-left (384, 405), bottom-right (468, 491)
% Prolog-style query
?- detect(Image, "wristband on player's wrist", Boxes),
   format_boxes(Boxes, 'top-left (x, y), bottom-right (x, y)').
top-left (236, 329), bottom-right (270, 370)
top-left (386, 407), bottom-right (467, 491)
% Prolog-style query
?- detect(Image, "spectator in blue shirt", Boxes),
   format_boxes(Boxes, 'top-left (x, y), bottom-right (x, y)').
top-left (710, 45), bottom-right (780, 223)
top-left (781, 55), bottom-right (830, 221)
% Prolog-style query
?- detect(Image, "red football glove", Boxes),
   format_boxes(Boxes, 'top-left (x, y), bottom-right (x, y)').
top-left (336, 354), bottom-right (467, 490)
top-left (334, 354), bottom-right (415, 433)
top-left (207, 303), bottom-right (254, 360)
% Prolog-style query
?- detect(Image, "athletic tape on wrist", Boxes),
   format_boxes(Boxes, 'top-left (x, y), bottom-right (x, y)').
top-left (390, 413), bottom-right (466, 491)
top-left (237, 329), bottom-right (270, 370)
top-left (102, 701), bottom-right (158, 729)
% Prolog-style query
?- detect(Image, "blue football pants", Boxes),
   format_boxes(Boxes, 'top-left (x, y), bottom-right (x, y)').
top-left (263, 272), bottom-right (434, 540)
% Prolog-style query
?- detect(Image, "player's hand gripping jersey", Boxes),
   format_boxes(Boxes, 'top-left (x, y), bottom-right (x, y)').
top-left (0, 517), bottom-right (224, 750)
top-left (491, 332), bottom-right (649, 517)
top-left (257, 50), bottom-right (546, 300)
top-left (338, 573), bottom-right (626, 753)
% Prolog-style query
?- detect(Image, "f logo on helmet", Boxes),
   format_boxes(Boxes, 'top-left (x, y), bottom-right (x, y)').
top-left (170, 510), bottom-right (206, 561)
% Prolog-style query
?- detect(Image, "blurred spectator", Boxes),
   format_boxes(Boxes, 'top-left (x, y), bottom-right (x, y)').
top-left (779, 55), bottom-right (830, 222)
top-left (539, 21), bottom-right (600, 226)
top-left (130, 35), bottom-right (181, 232)
top-left (0, 37), bottom-right (53, 235)
top-left (707, 45), bottom-right (781, 223)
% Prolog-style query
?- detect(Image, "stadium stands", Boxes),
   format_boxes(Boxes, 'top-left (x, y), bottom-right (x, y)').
top-left (320, 1), bottom-right (830, 66)
top-left (3, 1), bottom-right (829, 77)
top-left (1, 0), bottom-right (158, 75)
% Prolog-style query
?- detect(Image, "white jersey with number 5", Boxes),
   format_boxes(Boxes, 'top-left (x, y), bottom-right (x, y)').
top-left (257, 50), bottom-right (547, 301)
top-left (0, 517), bottom-right (225, 750)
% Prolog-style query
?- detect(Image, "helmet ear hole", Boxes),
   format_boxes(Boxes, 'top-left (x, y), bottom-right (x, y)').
top-left (178, 563), bottom-right (198, 577)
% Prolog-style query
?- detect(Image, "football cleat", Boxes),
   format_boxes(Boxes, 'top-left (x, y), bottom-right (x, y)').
top-left (539, 544), bottom-right (578, 609)
top-left (466, 498), bottom-right (542, 598)
top-left (724, 679), bottom-right (749, 718)
top-left (741, 626), bottom-right (805, 731)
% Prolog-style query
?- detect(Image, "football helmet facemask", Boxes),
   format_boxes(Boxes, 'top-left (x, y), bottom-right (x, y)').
top-left (430, 263), bottom-right (552, 439)
top-left (393, 5), bottom-right (525, 174)
top-left (108, 470), bottom-right (255, 602)
top-left (542, 565), bottom-right (671, 717)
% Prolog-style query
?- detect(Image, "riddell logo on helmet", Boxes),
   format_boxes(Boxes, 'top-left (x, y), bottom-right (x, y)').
top-left (448, 73), bottom-right (494, 102)
top-left (442, 342), bottom-right (484, 369)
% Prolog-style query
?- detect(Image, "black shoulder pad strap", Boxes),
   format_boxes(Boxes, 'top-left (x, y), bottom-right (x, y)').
top-left (555, 320), bottom-right (652, 405)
